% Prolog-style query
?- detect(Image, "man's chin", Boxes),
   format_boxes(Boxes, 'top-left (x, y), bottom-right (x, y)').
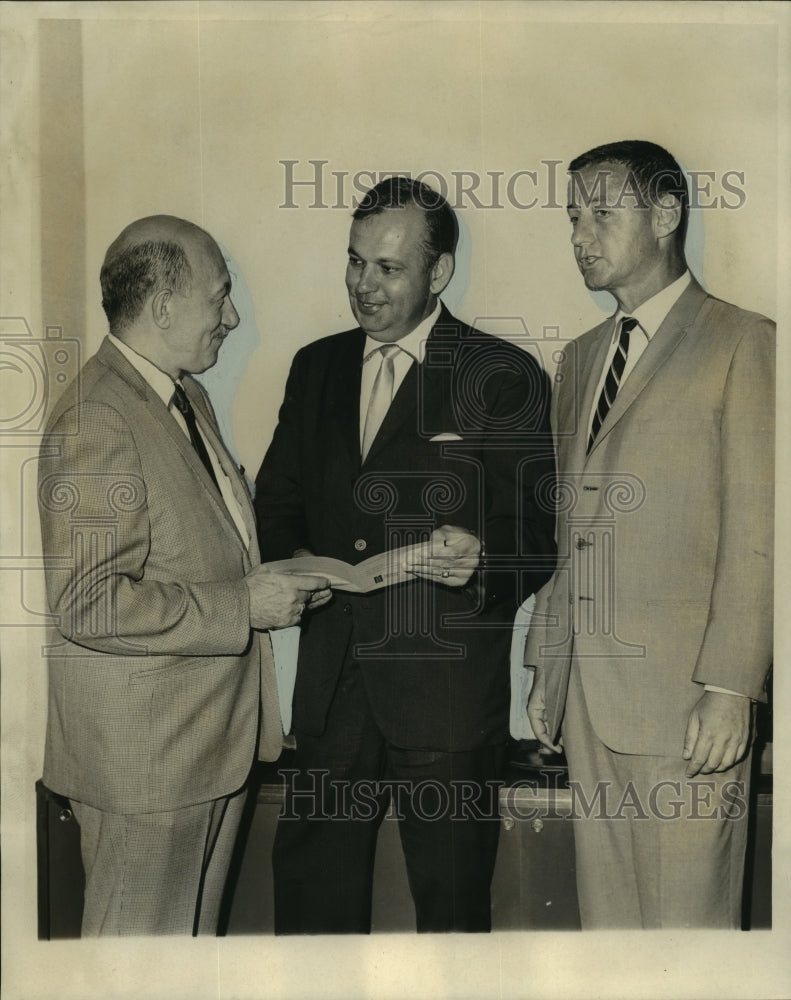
top-left (357, 320), bottom-right (394, 340)
top-left (354, 311), bottom-right (383, 332)
top-left (581, 274), bottom-right (603, 291)
top-left (192, 355), bottom-right (220, 375)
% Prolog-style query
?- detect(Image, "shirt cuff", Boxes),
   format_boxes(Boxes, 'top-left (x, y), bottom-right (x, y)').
top-left (704, 684), bottom-right (751, 699)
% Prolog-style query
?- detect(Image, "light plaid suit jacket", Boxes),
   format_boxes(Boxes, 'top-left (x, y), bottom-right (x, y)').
top-left (38, 337), bottom-right (280, 814)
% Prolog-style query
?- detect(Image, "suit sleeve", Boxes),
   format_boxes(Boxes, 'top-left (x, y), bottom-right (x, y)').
top-left (523, 344), bottom-right (565, 666)
top-left (254, 347), bottom-right (311, 560)
top-left (691, 320), bottom-right (774, 697)
top-left (38, 401), bottom-right (252, 656)
top-left (478, 344), bottom-right (556, 606)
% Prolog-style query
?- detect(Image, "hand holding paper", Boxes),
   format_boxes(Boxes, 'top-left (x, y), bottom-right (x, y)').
top-left (245, 565), bottom-right (331, 628)
top-left (405, 525), bottom-right (481, 587)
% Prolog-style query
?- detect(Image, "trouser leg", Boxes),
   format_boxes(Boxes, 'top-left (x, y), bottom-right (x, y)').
top-left (388, 743), bottom-right (505, 932)
top-left (273, 659), bottom-right (388, 934)
top-left (71, 786), bottom-right (247, 936)
top-left (563, 662), bottom-right (751, 929)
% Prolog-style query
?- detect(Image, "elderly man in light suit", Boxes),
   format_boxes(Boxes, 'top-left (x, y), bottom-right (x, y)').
top-left (38, 215), bottom-right (330, 935)
top-left (526, 140), bottom-right (774, 928)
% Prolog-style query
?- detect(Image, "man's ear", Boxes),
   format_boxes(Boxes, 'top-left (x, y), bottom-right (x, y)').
top-left (151, 289), bottom-right (172, 329)
top-left (429, 252), bottom-right (455, 296)
top-left (652, 194), bottom-right (683, 241)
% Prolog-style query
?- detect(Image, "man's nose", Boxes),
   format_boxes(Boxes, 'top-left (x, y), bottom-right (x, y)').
top-left (223, 297), bottom-right (240, 331)
top-left (355, 264), bottom-right (378, 294)
top-left (571, 217), bottom-right (593, 247)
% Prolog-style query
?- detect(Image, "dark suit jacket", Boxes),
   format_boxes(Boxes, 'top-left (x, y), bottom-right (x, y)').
top-left (38, 338), bottom-right (280, 815)
top-left (526, 279), bottom-right (774, 755)
top-left (255, 306), bottom-right (556, 751)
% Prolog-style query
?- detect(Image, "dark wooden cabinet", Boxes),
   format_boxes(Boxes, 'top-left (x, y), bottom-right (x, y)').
top-left (36, 781), bottom-right (84, 939)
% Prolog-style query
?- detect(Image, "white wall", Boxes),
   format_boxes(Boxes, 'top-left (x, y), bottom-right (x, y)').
top-left (74, 5), bottom-right (780, 475)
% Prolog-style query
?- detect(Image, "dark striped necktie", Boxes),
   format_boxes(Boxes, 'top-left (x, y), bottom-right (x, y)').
top-left (172, 383), bottom-right (220, 489)
top-left (587, 316), bottom-right (638, 454)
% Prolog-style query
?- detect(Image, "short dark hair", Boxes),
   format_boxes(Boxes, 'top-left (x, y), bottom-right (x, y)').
top-left (569, 139), bottom-right (689, 246)
top-left (100, 240), bottom-right (193, 334)
top-left (352, 176), bottom-right (459, 265)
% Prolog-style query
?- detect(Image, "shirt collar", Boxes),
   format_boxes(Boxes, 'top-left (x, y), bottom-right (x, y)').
top-left (363, 300), bottom-right (442, 365)
top-left (612, 270), bottom-right (691, 342)
top-left (108, 333), bottom-right (179, 407)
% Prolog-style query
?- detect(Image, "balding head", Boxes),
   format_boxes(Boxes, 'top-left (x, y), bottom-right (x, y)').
top-left (100, 215), bottom-right (219, 337)
top-left (100, 215), bottom-right (239, 379)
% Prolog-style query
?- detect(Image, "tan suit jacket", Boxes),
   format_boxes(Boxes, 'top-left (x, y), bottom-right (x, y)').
top-left (38, 337), bottom-right (281, 814)
top-left (525, 279), bottom-right (774, 756)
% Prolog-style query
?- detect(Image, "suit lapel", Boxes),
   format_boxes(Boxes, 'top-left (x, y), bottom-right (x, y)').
top-left (559, 320), bottom-right (612, 471)
top-left (185, 379), bottom-right (259, 560)
top-left (361, 307), bottom-right (456, 466)
top-left (327, 331), bottom-right (366, 471)
top-left (585, 281), bottom-right (709, 458)
top-left (99, 340), bottom-right (195, 479)
top-left (97, 339), bottom-right (251, 555)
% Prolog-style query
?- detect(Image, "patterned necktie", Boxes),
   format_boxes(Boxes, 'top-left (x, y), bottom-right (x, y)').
top-left (172, 383), bottom-right (220, 489)
top-left (587, 316), bottom-right (638, 454)
top-left (361, 344), bottom-right (400, 461)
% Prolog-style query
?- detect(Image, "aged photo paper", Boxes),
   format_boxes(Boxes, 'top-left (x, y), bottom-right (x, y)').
top-left (1, 2), bottom-right (788, 998)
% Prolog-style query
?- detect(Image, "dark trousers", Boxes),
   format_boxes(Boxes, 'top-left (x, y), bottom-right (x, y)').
top-left (273, 658), bottom-right (505, 934)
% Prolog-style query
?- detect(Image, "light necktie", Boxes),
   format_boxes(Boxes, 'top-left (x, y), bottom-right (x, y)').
top-left (587, 316), bottom-right (638, 454)
top-left (172, 383), bottom-right (220, 489)
top-left (361, 344), bottom-right (400, 461)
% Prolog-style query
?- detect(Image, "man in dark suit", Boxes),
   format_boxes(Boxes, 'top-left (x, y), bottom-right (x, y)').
top-left (38, 215), bottom-right (330, 935)
top-left (255, 177), bottom-right (556, 933)
top-left (526, 140), bottom-right (774, 927)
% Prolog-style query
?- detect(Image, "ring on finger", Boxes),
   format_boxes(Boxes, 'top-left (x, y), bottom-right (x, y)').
top-left (441, 570), bottom-right (450, 579)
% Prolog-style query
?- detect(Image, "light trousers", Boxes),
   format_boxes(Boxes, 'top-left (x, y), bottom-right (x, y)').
top-left (71, 786), bottom-right (247, 936)
top-left (563, 661), bottom-right (751, 929)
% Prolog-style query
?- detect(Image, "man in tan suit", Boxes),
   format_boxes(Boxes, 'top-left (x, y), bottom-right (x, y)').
top-left (526, 141), bottom-right (774, 928)
top-left (38, 215), bottom-right (330, 935)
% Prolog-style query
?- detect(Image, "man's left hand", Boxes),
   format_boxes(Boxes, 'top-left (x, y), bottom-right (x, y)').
top-left (405, 525), bottom-right (481, 587)
top-left (682, 690), bottom-right (753, 777)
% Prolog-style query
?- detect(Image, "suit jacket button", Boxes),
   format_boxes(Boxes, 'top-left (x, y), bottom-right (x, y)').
top-left (343, 603), bottom-right (353, 615)
top-left (354, 538), bottom-right (367, 552)
top-left (576, 538), bottom-right (592, 549)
